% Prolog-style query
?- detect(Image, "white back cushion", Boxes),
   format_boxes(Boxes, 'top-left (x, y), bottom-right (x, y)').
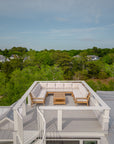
top-left (77, 83), bottom-right (82, 88)
top-left (79, 84), bottom-right (88, 98)
top-left (72, 83), bottom-right (79, 89)
top-left (64, 83), bottom-right (72, 88)
top-left (48, 83), bottom-right (56, 88)
top-left (56, 83), bottom-right (64, 89)
top-left (31, 83), bottom-right (41, 97)
top-left (40, 83), bottom-right (47, 88)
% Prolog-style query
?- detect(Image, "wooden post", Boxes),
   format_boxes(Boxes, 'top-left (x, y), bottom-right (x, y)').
top-left (13, 109), bottom-right (18, 144)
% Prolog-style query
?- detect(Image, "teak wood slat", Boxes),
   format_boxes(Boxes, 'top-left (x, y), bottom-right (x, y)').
top-left (53, 92), bottom-right (66, 105)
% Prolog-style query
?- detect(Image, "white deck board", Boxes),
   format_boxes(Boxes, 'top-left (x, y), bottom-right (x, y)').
top-left (24, 130), bottom-right (38, 144)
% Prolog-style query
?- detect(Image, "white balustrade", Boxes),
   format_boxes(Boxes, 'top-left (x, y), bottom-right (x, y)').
top-left (40, 104), bottom-right (110, 132)
top-left (13, 81), bottom-right (46, 144)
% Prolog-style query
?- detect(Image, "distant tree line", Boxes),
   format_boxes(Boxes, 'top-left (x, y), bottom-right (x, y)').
top-left (0, 46), bottom-right (113, 105)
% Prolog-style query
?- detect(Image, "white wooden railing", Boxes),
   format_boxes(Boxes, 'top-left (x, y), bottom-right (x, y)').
top-left (0, 106), bottom-right (10, 116)
top-left (39, 106), bottom-right (109, 132)
top-left (13, 81), bottom-right (46, 144)
top-left (0, 101), bottom-right (17, 120)
top-left (37, 107), bottom-right (46, 144)
top-left (82, 81), bottom-right (111, 132)
top-left (37, 80), bottom-right (110, 132)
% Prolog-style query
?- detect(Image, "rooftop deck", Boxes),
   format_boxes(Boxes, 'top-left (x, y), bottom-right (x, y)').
top-left (0, 81), bottom-right (111, 144)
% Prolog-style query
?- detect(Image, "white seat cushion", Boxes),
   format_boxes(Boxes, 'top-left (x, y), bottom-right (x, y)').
top-left (38, 89), bottom-right (47, 98)
top-left (32, 99), bottom-right (43, 102)
top-left (76, 99), bottom-right (87, 102)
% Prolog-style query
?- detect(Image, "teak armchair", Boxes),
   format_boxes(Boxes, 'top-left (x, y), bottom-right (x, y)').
top-left (30, 92), bottom-right (44, 106)
top-left (75, 92), bottom-right (90, 106)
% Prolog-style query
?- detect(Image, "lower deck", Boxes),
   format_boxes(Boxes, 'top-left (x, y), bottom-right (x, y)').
top-left (45, 110), bottom-right (102, 133)
top-left (0, 94), bottom-right (108, 143)
top-left (23, 95), bottom-right (104, 139)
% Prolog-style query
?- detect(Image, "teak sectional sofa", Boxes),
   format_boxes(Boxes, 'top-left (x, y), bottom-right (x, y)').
top-left (30, 82), bottom-right (90, 105)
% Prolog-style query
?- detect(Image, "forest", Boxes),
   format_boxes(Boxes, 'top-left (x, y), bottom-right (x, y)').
top-left (0, 46), bottom-right (114, 105)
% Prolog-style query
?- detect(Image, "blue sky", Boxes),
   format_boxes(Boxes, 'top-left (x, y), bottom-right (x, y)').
top-left (0, 0), bottom-right (114, 50)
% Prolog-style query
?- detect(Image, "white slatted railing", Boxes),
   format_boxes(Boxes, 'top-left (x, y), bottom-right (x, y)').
top-left (36, 107), bottom-right (46, 144)
top-left (13, 81), bottom-right (46, 144)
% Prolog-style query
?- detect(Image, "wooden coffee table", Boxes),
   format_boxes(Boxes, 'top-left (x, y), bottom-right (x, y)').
top-left (53, 92), bottom-right (66, 105)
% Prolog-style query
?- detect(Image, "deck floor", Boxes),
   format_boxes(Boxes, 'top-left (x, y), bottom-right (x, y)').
top-left (45, 95), bottom-right (76, 106)
top-left (44, 110), bottom-right (102, 132)
top-left (23, 95), bottom-right (103, 138)
top-left (38, 95), bottom-right (103, 137)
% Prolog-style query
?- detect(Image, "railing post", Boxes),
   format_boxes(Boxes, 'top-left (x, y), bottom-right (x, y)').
top-left (28, 94), bottom-right (31, 106)
top-left (97, 139), bottom-right (100, 144)
top-left (14, 109), bottom-right (18, 131)
top-left (13, 109), bottom-right (18, 144)
top-left (102, 109), bottom-right (110, 131)
top-left (13, 109), bottom-right (24, 144)
top-left (57, 109), bottom-right (62, 131)
top-left (40, 109), bottom-right (43, 132)
top-left (13, 131), bottom-right (17, 144)
top-left (80, 139), bottom-right (83, 144)
top-left (22, 100), bottom-right (26, 116)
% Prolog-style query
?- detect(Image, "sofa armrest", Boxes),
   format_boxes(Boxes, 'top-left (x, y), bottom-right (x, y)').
top-left (32, 97), bottom-right (44, 100)
top-left (76, 97), bottom-right (87, 100)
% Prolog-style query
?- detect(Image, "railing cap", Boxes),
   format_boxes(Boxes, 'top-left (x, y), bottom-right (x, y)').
top-left (39, 105), bottom-right (105, 111)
